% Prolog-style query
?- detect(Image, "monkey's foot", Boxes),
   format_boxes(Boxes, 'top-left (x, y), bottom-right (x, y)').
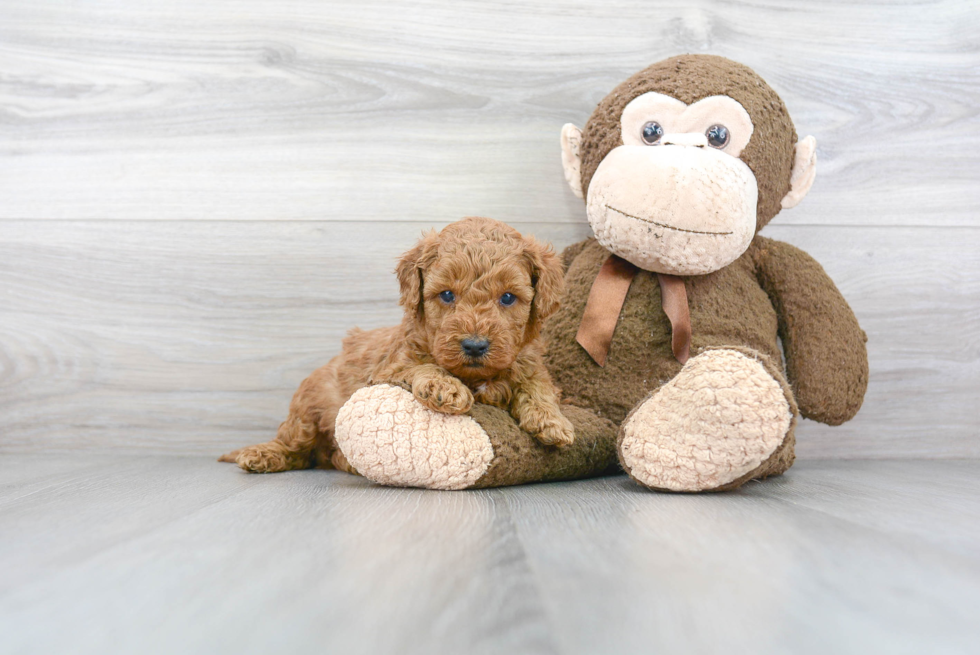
top-left (334, 384), bottom-right (494, 490)
top-left (618, 348), bottom-right (795, 492)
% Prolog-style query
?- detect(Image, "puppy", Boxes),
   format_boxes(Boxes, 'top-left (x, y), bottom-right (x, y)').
top-left (219, 217), bottom-right (574, 474)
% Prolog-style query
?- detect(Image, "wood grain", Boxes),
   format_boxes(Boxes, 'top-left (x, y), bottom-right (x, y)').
top-left (506, 463), bottom-right (980, 655)
top-left (0, 0), bottom-right (977, 458)
top-left (0, 220), bottom-right (977, 457)
top-left (1, 0), bottom-right (977, 225)
top-left (1, 455), bottom-right (978, 654)
top-left (0, 455), bottom-right (556, 655)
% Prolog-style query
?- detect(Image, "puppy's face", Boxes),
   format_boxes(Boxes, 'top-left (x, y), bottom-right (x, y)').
top-left (420, 254), bottom-right (533, 380)
top-left (396, 218), bottom-right (563, 382)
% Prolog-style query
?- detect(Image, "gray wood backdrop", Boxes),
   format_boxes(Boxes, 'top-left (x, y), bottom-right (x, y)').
top-left (1, 0), bottom-right (978, 459)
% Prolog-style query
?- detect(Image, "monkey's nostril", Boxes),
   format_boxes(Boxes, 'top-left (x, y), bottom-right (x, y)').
top-left (461, 338), bottom-right (490, 358)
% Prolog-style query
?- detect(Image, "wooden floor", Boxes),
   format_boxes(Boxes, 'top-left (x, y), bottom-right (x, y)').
top-left (2, 456), bottom-right (978, 655)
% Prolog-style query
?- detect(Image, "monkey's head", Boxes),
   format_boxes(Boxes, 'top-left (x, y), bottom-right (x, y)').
top-left (561, 55), bottom-right (817, 275)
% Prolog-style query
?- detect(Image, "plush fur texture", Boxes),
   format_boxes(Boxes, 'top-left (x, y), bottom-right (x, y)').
top-left (585, 144), bottom-right (759, 274)
top-left (218, 217), bottom-right (573, 474)
top-left (468, 401), bottom-right (620, 488)
top-left (618, 348), bottom-right (795, 492)
top-left (332, 384), bottom-right (620, 490)
top-left (335, 384), bottom-right (496, 490)
top-left (320, 54), bottom-right (869, 493)
top-left (578, 54), bottom-right (797, 232)
top-left (542, 237), bottom-right (868, 430)
top-left (537, 54), bottom-right (867, 491)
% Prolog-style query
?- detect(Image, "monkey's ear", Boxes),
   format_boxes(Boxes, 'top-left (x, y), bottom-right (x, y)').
top-left (560, 123), bottom-right (585, 200)
top-left (780, 135), bottom-right (817, 209)
top-left (524, 236), bottom-right (565, 323)
top-left (395, 230), bottom-right (439, 318)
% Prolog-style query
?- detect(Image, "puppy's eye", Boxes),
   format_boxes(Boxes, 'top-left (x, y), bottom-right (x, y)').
top-left (641, 121), bottom-right (664, 145)
top-left (439, 290), bottom-right (455, 304)
top-left (705, 124), bottom-right (730, 149)
top-left (500, 292), bottom-right (517, 306)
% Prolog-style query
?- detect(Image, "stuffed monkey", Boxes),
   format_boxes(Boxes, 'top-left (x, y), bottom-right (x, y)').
top-left (333, 54), bottom-right (868, 492)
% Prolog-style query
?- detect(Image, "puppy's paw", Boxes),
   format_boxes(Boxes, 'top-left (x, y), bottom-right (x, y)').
top-left (236, 444), bottom-right (290, 473)
top-left (413, 375), bottom-right (474, 414)
top-left (521, 410), bottom-right (575, 448)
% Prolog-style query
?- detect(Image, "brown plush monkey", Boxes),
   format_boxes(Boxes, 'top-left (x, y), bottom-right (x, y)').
top-left (332, 55), bottom-right (868, 492)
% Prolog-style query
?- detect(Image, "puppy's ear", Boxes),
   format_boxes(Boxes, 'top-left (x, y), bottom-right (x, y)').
top-left (396, 230), bottom-right (440, 319)
top-left (523, 235), bottom-right (565, 322)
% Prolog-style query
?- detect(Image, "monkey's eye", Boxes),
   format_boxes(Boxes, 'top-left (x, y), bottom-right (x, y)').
top-left (500, 292), bottom-right (517, 306)
top-left (706, 124), bottom-right (730, 149)
top-left (439, 290), bottom-right (456, 304)
top-left (641, 121), bottom-right (664, 145)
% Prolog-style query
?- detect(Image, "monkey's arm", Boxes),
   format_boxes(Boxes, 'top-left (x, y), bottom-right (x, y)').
top-left (752, 236), bottom-right (868, 425)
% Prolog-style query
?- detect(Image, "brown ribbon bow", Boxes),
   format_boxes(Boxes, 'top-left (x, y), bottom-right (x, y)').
top-left (575, 254), bottom-right (691, 367)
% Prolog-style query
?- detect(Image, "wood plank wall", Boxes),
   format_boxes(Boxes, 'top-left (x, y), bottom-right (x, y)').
top-left (2, 0), bottom-right (978, 458)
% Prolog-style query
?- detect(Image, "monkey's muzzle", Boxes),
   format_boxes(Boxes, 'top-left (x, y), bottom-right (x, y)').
top-left (586, 145), bottom-right (758, 276)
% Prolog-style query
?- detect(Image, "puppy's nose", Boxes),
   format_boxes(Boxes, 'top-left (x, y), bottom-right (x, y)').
top-left (461, 338), bottom-right (490, 358)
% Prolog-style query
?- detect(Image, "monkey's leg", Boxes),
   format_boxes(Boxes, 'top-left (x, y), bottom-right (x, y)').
top-left (333, 384), bottom-right (619, 490)
top-left (618, 347), bottom-right (798, 493)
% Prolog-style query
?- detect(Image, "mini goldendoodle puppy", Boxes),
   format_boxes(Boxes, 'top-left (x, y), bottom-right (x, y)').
top-left (219, 217), bottom-right (573, 474)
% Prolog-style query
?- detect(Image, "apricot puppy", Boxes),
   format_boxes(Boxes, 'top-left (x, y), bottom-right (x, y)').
top-left (219, 217), bottom-right (573, 474)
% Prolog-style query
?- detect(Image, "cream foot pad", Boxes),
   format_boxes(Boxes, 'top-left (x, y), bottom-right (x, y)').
top-left (335, 384), bottom-right (494, 490)
top-left (620, 349), bottom-right (792, 492)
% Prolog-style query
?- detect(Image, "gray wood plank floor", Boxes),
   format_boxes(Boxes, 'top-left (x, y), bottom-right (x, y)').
top-left (2, 455), bottom-right (978, 655)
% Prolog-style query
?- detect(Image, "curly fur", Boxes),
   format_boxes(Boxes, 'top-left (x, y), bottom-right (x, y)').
top-left (219, 217), bottom-right (572, 474)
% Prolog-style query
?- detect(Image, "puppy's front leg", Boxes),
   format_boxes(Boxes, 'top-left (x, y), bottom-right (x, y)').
top-left (511, 373), bottom-right (575, 448)
top-left (392, 364), bottom-right (474, 415)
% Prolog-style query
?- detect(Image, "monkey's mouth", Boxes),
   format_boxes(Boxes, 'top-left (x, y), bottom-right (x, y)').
top-left (605, 205), bottom-right (733, 236)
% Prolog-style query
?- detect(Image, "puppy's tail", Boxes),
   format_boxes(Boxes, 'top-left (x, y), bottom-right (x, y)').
top-left (217, 448), bottom-right (242, 463)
